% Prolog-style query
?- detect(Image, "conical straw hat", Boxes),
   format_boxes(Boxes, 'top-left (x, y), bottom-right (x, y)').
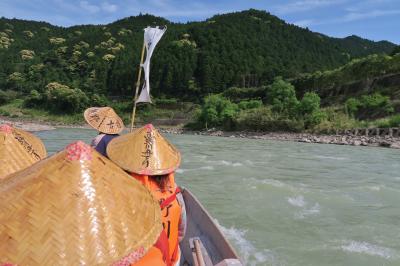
top-left (0, 124), bottom-right (47, 179)
top-left (107, 124), bottom-right (181, 175)
top-left (0, 141), bottom-right (162, 265)
top-left (84, 107), bottom-right (124, 134)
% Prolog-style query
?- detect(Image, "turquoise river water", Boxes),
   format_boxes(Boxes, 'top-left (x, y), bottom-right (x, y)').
top-left (35, 128), bottom-right (400, 266)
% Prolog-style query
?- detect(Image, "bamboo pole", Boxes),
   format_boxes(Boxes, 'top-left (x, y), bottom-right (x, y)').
top-left (130, 42), bottom-right (146, 132)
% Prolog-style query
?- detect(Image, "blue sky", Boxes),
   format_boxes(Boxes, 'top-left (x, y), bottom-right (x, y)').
top-left (1, 0), bottom-right (399, 44)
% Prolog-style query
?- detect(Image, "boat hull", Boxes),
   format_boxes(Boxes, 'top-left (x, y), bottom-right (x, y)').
top-left (179, 188), bottom-right (242, 266)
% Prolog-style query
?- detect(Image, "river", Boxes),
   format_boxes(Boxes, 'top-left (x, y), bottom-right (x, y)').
top-left (35, 128), bottom-right (400, 266)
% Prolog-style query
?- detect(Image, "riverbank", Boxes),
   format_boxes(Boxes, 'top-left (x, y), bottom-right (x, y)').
top-left (160, 128), bottom-right (400, 149)
top-left (2, 116), bottom-right (400, 149)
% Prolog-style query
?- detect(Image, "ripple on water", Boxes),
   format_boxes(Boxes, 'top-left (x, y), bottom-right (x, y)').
top-left (341, 241), bottom-right (398, 260)
top-left (287, 195), bottom-right (321, 219)
top-left (294, 203), bottom-right (320, 219)
top-left (176, 165), bottom-right (215, 173)
top-left (314, 155), bottom-right (348, 161)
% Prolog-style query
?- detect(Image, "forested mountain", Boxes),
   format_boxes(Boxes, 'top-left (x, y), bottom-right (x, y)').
top-left (0, 9), bottom-right (396, 101)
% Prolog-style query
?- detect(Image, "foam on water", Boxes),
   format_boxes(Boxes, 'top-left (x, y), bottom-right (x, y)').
top-left (341, 241), bottom-right (398, 260)
top-left (214, 219), bottom-right (280, 266)
top-left (245, 159), bottom-right (254, 166)
top-left (366, 185), bottom-right (382, 191)
top-left (218, 160), bottom-right (243, 167)
top-left (294, 203), bottom-right (320, 219)
top-left (260, 178), bottom-right (285, 188)
top-left (287, 195), bottom-right (306, 207)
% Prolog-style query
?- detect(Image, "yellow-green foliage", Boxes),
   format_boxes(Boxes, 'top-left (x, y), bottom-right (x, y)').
top-left (46, 82), bottom-right (69, 91)
top-left (86, 51), bottom-right (95, 57)
top-left (41, 27), bottom-right (50, 32)
top-left (98, 37), bottom-right (116, 49)
top-left (56, 46), bottom-right (68, 55)
top-left (104, 32), bottom-right (112, 37)
top-left (4, 29), bottom-right (13, 34)
top-left (0, 32), bottom-right (14, 49)
top-left (109, 42), bottom-right (125, 54)
top-left (72, 50), bottom-right (82, 58)
top-left (29, 64), bottom-right (45, 72)
top-left (49, 37), bottom-right (66, 45)
top-left (20, 49), bottom-right (35, 60)
top-left (7, 72), bottom-right (25, 83)
top-left (23, 30), bottom-right (34, 38)
top-left (74, 31), bottom-right (82, 36)
top-left (102, 54), bottom-right (115, 61)
top-left (118, 28), bottom-right (132, 36)
top-left (312, 107), bottom-right (360, 133)
top-left (74, 41), bottom-right (89, 50)
top-left (172, 39), bottom-right (197, 48)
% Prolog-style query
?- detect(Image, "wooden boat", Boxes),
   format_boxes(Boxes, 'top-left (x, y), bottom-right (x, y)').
top-left (180, 188), bottom-right (243, 266)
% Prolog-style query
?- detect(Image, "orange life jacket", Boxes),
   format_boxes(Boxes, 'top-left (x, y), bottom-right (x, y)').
top-left (133, 247), bottom-right (166, 266)
top-left (133, 230), bottom-right (169, 266)
top-left (131, 172), bottom-right (182, 265)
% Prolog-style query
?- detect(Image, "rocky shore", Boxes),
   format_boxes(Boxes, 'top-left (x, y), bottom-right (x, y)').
top-left (2, 117), bottom-right (399, 149)
top-left (0, 117), bottom-right (56, 132)
top-left (160, 128), bottom-right (400, 149)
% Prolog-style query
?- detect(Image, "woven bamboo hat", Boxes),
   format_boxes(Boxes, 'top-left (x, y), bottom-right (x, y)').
top-left (84, 107), bottom-right (124, 134)
top-left (0, 124), bottom-right (47, 179)
top-left (0, 141), bottom-right (162, 265)
top-left (107, 124), bottom-right (181, 175)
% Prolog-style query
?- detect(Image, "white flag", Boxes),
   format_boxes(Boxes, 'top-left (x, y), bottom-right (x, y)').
top-left (136, 26), bottom-right (167, 103)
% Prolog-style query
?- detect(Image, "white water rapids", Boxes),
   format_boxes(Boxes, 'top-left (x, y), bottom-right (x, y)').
top-left (37, 128), bottom-right (400, 266)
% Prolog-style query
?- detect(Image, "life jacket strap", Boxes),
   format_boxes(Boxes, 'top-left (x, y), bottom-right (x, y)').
top-left (160, 187), bottom-right (181, 210)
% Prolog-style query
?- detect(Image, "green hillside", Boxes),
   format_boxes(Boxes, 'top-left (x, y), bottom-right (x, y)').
top-left (0, 9), bottom-right (395, 99)
top-left (0, 9), bottom-right (398, 130)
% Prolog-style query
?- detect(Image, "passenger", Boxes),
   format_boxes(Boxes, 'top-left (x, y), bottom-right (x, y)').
top-left (0, 123), bottom-right (47, 179)
top-left (0, 141), bottom-right (168, 265)
top-left (83, 106), bottom-right (124, 157)
top-left (107, 124), bottom-right (187, 266)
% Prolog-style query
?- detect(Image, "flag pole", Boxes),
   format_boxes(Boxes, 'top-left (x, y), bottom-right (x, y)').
top-left (130, 41), bottom-right (146, 132)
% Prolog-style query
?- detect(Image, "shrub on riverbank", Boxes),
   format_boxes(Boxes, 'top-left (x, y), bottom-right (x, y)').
top-left (192, 79), bottom-right (331, 132)
top-left (23, 82), bottom-right (89, 114)
top-left (0, 90), bottom-right (19, 105)
top-left (234, 107), bottom-right (304, 132)
top-left (345, 92), bottom-right (394, 119)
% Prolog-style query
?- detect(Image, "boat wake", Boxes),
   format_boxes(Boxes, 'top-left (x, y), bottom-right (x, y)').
top-left (214, 219), bottom-right (281, 266)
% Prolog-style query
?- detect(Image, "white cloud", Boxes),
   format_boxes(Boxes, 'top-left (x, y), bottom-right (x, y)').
top-left (101, 2), bottom-right (118, 13)
top-left (345, 0), bottom-right (398, 12)
top-left (80, 1), bottom-right (100, 13)
top-left (293, 19), bottom-right (315, 27)
top-left (124, 0), bottom-right (230, 19)
top-left (342, 9), bottom-right (400, 22)
top-left (307, 8), bottom-right (400, 26)
top-left (274, 0), bottom-right (347, 15)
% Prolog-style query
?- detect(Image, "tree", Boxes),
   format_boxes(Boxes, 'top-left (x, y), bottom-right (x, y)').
top-left (267, 77), bottom-right (298, 117)
top-left (297, 92), bottom-right (321, 115)
top-left (198, 94), bottom-right (238, 128)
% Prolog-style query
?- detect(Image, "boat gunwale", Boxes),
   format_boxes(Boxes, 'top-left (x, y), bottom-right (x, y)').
top-left (181, 187), bottom-right (241, 263)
